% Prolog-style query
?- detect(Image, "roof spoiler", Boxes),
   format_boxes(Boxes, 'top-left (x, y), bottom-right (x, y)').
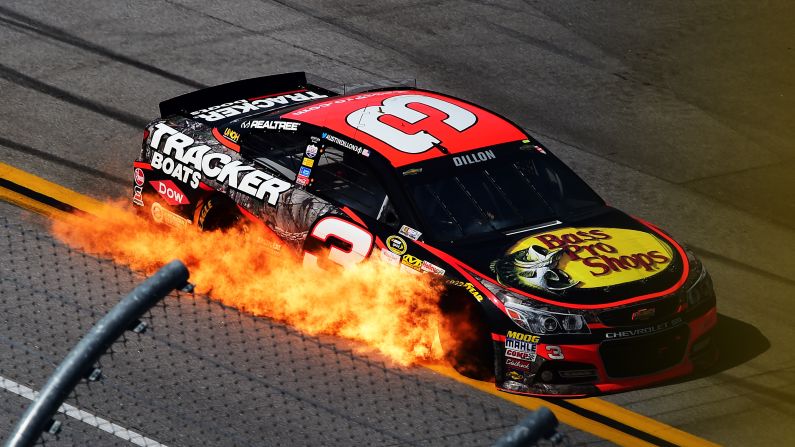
top-left (158, 72), bottom-right (340, 118)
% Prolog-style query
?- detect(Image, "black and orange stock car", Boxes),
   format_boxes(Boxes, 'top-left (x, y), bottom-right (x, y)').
top-left (133, 72), bottom-right (718, 396)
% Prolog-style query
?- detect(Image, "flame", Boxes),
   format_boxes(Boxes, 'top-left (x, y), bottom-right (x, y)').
top-left (51, 200), bottom-right (446, 365)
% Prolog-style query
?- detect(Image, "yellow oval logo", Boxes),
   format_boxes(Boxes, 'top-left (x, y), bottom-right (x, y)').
top-left (386, 235), bottom-right (407, 255)
top-left (493, 227), bottom-right (673, 290)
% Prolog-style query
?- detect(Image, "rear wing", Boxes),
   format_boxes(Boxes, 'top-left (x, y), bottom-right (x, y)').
top-left (158, 72), bottom-right (340, 125)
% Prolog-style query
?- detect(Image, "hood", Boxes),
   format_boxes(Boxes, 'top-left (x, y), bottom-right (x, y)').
top-left (438, 207), bottom-right (688, 307)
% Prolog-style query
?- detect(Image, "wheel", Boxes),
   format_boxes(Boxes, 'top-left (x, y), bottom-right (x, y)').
top-left (438, 288), bottom-right (495, 380)
top-left (196, 195), bottom-right (242, 231)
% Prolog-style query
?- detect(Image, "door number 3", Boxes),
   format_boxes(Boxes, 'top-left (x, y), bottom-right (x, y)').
top-left (303, 217), bottom-right (374, 269)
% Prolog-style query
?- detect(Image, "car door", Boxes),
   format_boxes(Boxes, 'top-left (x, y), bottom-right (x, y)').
top-left (300, 144), bottom-right (399, 269)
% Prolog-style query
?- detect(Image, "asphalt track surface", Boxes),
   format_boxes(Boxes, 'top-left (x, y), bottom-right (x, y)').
top-left (1, 1), bottom-right (794, 446)
top-left (2, 201), bottom-right (594, 447)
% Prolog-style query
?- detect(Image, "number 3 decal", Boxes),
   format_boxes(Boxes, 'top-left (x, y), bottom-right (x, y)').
top-left (303, 217), bottom-right (374, 269)
top-left (346, 94), bottom-right (477, 154)
top-left (546, 345), bottom-right (565, 360)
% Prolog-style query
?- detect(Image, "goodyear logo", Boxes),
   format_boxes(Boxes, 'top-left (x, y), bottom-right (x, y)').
top-left (463, 282), bottom-right (484, 302)
top-left (506, 331), bottom-right (540, 343)
top-left (446, 280), bottom-right (485, 302)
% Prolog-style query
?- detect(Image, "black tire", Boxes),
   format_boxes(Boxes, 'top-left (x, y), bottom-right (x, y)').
top-left (197, 195), bottom-right (242, 231)
top-left (438, 289), bottom-right (495, 380)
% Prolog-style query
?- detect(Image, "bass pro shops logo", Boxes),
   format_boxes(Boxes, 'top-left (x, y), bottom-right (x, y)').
top-left (491, 227), bottom-right (674, 292)
top-left (492, 244), bottom-right (579, 291)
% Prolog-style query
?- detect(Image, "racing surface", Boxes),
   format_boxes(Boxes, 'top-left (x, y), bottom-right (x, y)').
top-left (1, 1), bottom-right (794, 445)
top-left (1, 202), bottom-right (595, 446)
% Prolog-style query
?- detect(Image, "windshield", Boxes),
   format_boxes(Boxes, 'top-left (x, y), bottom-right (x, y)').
top-left (401, 142), bottom-right (604, 242)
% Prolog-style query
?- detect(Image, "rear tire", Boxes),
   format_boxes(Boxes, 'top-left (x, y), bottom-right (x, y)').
top-left (438, 289), bottom-right (495, 380)
top-left (197, 195), bottom-right (242, 231)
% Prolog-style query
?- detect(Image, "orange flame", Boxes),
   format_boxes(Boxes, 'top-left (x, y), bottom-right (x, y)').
top-left (51, 201), bottom-right (446, 365)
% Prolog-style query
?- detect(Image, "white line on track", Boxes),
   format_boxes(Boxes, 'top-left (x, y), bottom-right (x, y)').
top-left (0, 375), bottom-right (167, 447)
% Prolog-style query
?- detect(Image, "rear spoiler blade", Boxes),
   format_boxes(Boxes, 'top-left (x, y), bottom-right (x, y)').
top-left (158, 71), bottom-right (339, 120)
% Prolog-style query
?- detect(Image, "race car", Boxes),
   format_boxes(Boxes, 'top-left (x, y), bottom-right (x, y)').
top-left (132, 72), bottom-right (718, 396)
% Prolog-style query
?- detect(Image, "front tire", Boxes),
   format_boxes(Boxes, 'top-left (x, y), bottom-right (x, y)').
top-left (438, 289), bottom-right (495, 380)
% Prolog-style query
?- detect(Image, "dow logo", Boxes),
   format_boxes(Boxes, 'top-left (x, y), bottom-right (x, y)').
top-left (149, 180), bottom-right (190, 206)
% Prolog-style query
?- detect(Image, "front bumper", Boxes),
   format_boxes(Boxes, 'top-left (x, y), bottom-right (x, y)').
top-left (496, 305), bottom-right (718, 397)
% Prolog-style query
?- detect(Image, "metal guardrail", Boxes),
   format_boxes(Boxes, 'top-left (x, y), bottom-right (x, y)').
top-left (492, 407), bottom-right (561, 447)
top-left (4, 260), bottom-right (190, 447)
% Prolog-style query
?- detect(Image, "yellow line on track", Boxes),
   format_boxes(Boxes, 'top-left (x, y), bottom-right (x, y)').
top-left (426, 364), bottom-right (657, 447)
top-left (0, 185), bottom-right (68, 219)
top-left (572, 398), bottom-right (720, 447)
top-left (0, 161), bottom-right (721, 447)
top-left (0, 162), bottom-right (107, 214)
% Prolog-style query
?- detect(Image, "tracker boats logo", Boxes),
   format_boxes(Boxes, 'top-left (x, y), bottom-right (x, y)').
top-left (148, 123), bottom-right (291, 206)
top-left (492, 227), bottom-right (674, 291)
top-left (190, 91), bottom-right (328, 122)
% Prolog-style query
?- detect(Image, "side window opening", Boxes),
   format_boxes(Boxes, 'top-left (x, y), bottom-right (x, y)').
top-left (242, 130), bottom-right (400, 227)
top-left (309, 147), bottom-right (394, 224)
top-left (241, 130), bottom-right (307, 180)
top-left (376, 196), bottom-right (400, 227)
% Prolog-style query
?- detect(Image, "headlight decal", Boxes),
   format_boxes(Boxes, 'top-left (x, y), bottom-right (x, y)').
top-left (504, 302), bottom-right (591, 335)
top-left (474, 273), bottom-right (591, 335)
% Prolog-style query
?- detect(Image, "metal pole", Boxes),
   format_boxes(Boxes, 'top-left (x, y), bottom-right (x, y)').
top-left (491, 407), bottom-right (559, 447)
top-left (4, 260), bottom-right (189, 447)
